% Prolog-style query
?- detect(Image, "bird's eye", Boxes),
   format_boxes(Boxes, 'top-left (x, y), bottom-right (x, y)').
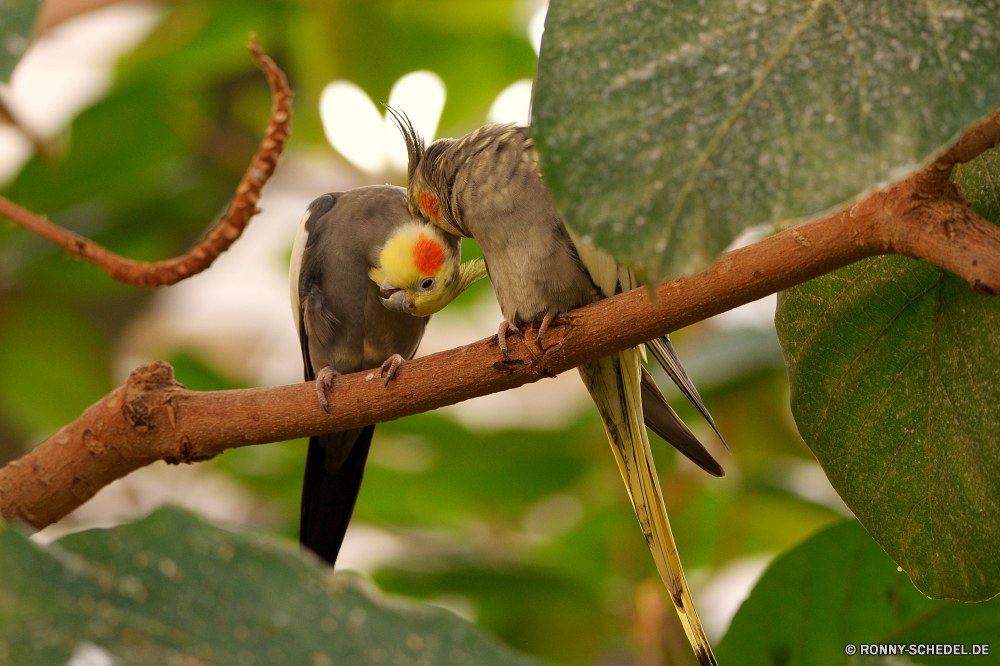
top-left (417, 208), bottom-right (428, 221)
top-left (420, 278), bottom-right (434, 290)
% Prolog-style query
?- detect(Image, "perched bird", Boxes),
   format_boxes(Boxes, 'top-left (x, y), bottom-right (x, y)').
top-left (384, 109), bottom-right (726, 666)
top-left (290, 185), bottom-right (484, 566)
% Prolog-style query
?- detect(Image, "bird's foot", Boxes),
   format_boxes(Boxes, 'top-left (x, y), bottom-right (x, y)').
top-left (315, 366), bottom-right (341, 414)
top-left (381, 354), bottom-right (406, 387)
top-left (536, 311), bottom-right (556, 351)
top-left (497, 320), bottom-right (521, 361)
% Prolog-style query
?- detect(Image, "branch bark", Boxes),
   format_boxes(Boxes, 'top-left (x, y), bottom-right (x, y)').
top-left (0, 35), bottom-right (290, 288)
top-left (2, 107), bottom-right (999, 530)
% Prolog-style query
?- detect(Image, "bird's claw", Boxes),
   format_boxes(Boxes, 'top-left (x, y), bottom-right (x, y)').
top-left (535, 311), bottom-right (556, 351)
top-left (314, 366), bottom-right (341, 414)
top-left (381, 354), bottom-right (406, 387)
top-left (497, 321), bottom-right (521, 361)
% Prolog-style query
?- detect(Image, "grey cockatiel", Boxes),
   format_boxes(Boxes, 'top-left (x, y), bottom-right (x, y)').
top-left (289, 185), bottom-right (484, 565)
top-left (384, 110), bottom-right (726, 666)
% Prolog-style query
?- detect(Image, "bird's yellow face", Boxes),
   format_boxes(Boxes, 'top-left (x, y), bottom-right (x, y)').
top-left (371, 222), bottom-right (477, 317)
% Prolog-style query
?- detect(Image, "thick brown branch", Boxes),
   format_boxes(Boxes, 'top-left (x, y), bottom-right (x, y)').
top-left (4, 118), bottom-right (1000, 529)
top-left (0, 35), bottom-right (291, 288)
top-left (926, 108), bottom-right (1000, 187)
top-left (3, 94), bottom-right (1000, 530)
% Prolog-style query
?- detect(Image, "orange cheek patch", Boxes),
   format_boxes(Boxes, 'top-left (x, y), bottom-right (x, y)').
top-left (413, 233), bottom-right (445, 276)
top-left (420, 191), bottom-right (441, 222)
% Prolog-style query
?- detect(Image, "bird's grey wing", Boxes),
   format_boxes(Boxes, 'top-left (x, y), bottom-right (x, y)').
top-left (291, 192), bottom-right (373, 566)
top-left (298, 282), bottom-right (372, 564)
top-left (647, 336), bottom-right (728, 450)
top-left (559, 225), bottom-right (724, 471)
top-left (558, 221), bottom-right (725, 452)
top-left (641, 367), bottom-right (724, 477)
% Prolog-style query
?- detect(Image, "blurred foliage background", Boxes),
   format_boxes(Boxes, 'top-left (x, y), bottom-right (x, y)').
top-left (1, 1), bottom-right (850, 664)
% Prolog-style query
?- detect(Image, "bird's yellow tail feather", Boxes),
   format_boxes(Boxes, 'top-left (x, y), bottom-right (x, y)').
top-left (579, 349), bottom-right (718, 666)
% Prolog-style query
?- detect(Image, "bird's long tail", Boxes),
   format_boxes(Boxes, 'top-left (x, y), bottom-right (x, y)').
top-left (579, 350), bottom-right (718, 666)
top-left (299, 425), bottom-right (375, 566)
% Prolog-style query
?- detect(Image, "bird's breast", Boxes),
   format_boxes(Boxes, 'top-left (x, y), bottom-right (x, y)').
top-left (479, 218), bottom-right (596, 323)
top-left (360, 304), bottom-right (426, 368)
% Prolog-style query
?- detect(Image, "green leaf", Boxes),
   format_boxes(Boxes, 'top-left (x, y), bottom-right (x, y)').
top-left (0, 506), bottom-right (550, 666)
top-left (774, 147), bottom-right (1000, 601)
top-left (533, 0), bottom-right (1000, 280)
top-left (0, 0), bottom-right (40, 82)
top-left (717, 520), bottom-right (1000, 666)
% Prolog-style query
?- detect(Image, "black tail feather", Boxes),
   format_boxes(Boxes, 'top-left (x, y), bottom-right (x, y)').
top-left (299, 425), bottom-right (376, 566)
top-left (641, 368), bottom-right (724, 477)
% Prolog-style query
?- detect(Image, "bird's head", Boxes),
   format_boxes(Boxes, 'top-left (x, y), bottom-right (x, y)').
top-left (370, 221), bottom-right (486, 317)
top-left (384, 105), bottom-right (461, 236)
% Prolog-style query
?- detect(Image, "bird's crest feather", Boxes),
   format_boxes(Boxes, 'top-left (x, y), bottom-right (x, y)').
top-left (384, 105), bottom-right (424, 187)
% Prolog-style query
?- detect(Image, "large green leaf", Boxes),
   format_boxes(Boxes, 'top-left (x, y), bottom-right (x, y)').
top-left (774, 146), bottom-right (1000, 601)
top-left (0, 506), bottom-right (550, 666)
top-left (0, 0), bottom-right (40, 82)
top-left (533, 0), bottom-right (1000, 279)
top-left (717, 520), bottom-right (1000, 666)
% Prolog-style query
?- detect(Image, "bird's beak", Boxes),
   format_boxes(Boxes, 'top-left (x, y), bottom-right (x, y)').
top-left (379, 280), bottom-right (412, 313)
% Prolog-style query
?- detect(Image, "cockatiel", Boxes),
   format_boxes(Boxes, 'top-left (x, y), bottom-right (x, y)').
top-left (384, 109), bottom-right (725, 666)
top-left (290, 184), bottom-right (484, 566)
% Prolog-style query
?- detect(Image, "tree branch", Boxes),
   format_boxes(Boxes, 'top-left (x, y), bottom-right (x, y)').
top-left (0, 35), bottom-right (291, 288)
top-left (3, 107), bottom-right (999, 530)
